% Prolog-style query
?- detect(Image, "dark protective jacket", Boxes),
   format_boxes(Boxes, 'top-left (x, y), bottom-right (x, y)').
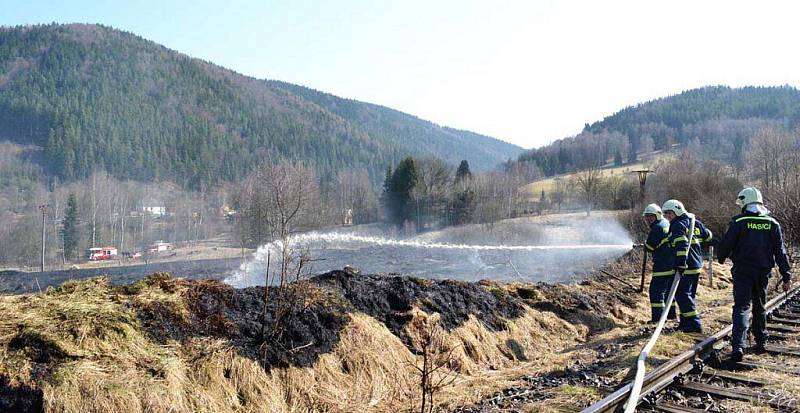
top-left (717, 211), bottom-right (792, 282)
top-left (645, 218), bottom-right (673, 276)
top-left (668, 214), bottom-right (713, 274)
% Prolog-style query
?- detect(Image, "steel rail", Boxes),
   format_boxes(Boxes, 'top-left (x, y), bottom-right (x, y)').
top-left (581, 283), bottom-right (800, 413)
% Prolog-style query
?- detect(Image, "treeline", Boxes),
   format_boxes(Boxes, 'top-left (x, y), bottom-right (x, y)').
top-left (379, 158), bottom-right (543, 232)
top-left (0, 148), bottom-right (387, 266)
top-left (517, 130), bottom-right (631, 176)
top-left (0, 166), bottom-right (229, 268)
top-left (625, 125), bottom-right (800, 248)
top-left (232, 161), bottom-right (379, 247)
top-left (518, 86), bottom-right (800, 176)
top-left (378, 156), bottom-right (648, 232)
top-left (231, 157), bottom-right (545, 246)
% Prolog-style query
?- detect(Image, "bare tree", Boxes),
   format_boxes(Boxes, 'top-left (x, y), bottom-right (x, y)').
top-left (551, 178), bottom-right (567, 212)
top-left (749, 127), bottom-right (800, 248)
top-left (90, 172), bottom-right (98, 247)
top-left (640, 135), bottom-right (655, 157)
top-left (748, 127), bottom-right (791, 190)
top-left (334, 169), bottom-right (378, 225)
top-left (233, 161), bottom-right (322, 364)
top-left (571, 164), bottom-right (603, 216)
top-left (405, 315), bottom-right (459, 413)
top-left (602, 173), bottom-right (627, 209)
top-left (416, 159), bottom-right (453, 229)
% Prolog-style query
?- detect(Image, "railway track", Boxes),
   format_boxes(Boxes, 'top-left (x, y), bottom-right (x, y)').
top-left (582, 284), bottom-right (800, 412)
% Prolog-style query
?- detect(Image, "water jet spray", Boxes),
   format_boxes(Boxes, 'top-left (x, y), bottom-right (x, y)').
top-left (226, 216), bottom-right (636, 287)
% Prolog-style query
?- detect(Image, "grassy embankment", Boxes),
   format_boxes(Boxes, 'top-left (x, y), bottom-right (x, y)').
top-left (0, 253), bottom-right (648, 413)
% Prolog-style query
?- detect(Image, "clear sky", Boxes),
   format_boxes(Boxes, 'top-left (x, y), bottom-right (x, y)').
top-left (3, 0), bottom-right (800, 149)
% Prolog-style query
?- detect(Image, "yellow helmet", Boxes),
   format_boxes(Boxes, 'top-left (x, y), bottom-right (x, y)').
top-left (736, 187), bottom-right (763, 207)
top-left (661, 199), bottom-right (686, 216)
top-left (642, 203), bottom-right (663, 220)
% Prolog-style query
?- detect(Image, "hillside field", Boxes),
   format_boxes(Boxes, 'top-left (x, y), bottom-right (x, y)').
top-left (521, 151), bottom-right (672, 201)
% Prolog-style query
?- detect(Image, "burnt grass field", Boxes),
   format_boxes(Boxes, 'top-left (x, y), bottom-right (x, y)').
top-left (134, 268), bottom-right (634, 369)
top-left (0, 257), bottom-right (241, 294)
top-left (0, 251), bottom-right (645, 412)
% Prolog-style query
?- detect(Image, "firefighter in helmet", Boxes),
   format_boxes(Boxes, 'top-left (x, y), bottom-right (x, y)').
top-left (718, 187), bottom-right (792, 362)
top-left (643, 203), bottom-right (677, 322)
top-left (662, 199), bottom-right (712, 333)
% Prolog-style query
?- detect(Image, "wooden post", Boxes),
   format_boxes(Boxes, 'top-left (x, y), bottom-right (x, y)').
top-left (640, 250), bottom-right (648, 292)
top-left (39, 204), bottom-right (47, 272)
top-left (707, 246), bottom-right (714, 287)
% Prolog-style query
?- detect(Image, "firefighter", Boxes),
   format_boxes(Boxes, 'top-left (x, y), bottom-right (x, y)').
top-left (717, 187), bottom-right (792, 362)
top-left (662, 199), bottom-right (712, 333)
top-left (643, 203), bottom-right (677, 322)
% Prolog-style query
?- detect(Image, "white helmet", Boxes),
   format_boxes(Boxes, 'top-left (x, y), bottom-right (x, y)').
top-left (642, 203), bottom-right (663, 220)
top-left (661, 199), bottom-right (686, 217)
top-left (736, 187), bottom-right (763, 207)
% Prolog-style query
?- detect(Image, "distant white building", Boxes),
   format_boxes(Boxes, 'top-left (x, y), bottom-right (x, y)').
top-left (342, 208), bottom-right (353, 225)
top-left (142, 199), bottom-right (166, 217)
top-left (148, 241), bottom-right (173, 253)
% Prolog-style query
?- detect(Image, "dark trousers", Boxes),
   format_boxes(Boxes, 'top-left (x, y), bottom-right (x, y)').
top-left (731, 266), bottom-right (770, 351)
top-left (649, 274), bottom-right (677, 321)
top-left (676, 273), bottom-right (702, 331)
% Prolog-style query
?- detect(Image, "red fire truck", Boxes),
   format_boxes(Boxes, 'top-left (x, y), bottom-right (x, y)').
top-left (87, 247), bottom-right (119, 261)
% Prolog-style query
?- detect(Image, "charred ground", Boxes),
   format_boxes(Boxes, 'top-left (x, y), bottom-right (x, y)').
top-left (130, 256), bottom-right (643, 371)
top-left (131, 269), bottom-right (533, 368)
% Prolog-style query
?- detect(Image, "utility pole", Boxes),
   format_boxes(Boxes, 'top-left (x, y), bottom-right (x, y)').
top-left (631, 170), bottom-right (653, 293)
top-left (632, 169), bottom-right (654, 205)
top-left (39, 204), bottom-right (48, 272)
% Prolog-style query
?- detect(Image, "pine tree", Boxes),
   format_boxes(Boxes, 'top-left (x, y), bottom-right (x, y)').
top-left (383, 158), bottom-right (419, 227)
top-left (455, 160), bottom-right (471, 181)
top-left (380, 166), bottom-right (393, 215)
top-left (61, 193), bottom-right (80, 261)
top-left (452, 188), bottom-right (475, 225)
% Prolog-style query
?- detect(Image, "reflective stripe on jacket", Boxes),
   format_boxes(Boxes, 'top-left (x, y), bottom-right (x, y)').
top-left (668, 214), bottom-right (712, 272)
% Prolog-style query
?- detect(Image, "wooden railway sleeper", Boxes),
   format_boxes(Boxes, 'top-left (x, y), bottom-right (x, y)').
top-left (770, 316), bottom-right (800, 326)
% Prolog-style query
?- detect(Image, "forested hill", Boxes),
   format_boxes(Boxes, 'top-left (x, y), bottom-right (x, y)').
top-left (518, 86), bottom-right (800, 176)
top-left (584, 86), bottom-right (800, 136)
top-left (269, 81), bottom-right (520, 168)
top-left (0, 23), bottom-right (522, 188)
